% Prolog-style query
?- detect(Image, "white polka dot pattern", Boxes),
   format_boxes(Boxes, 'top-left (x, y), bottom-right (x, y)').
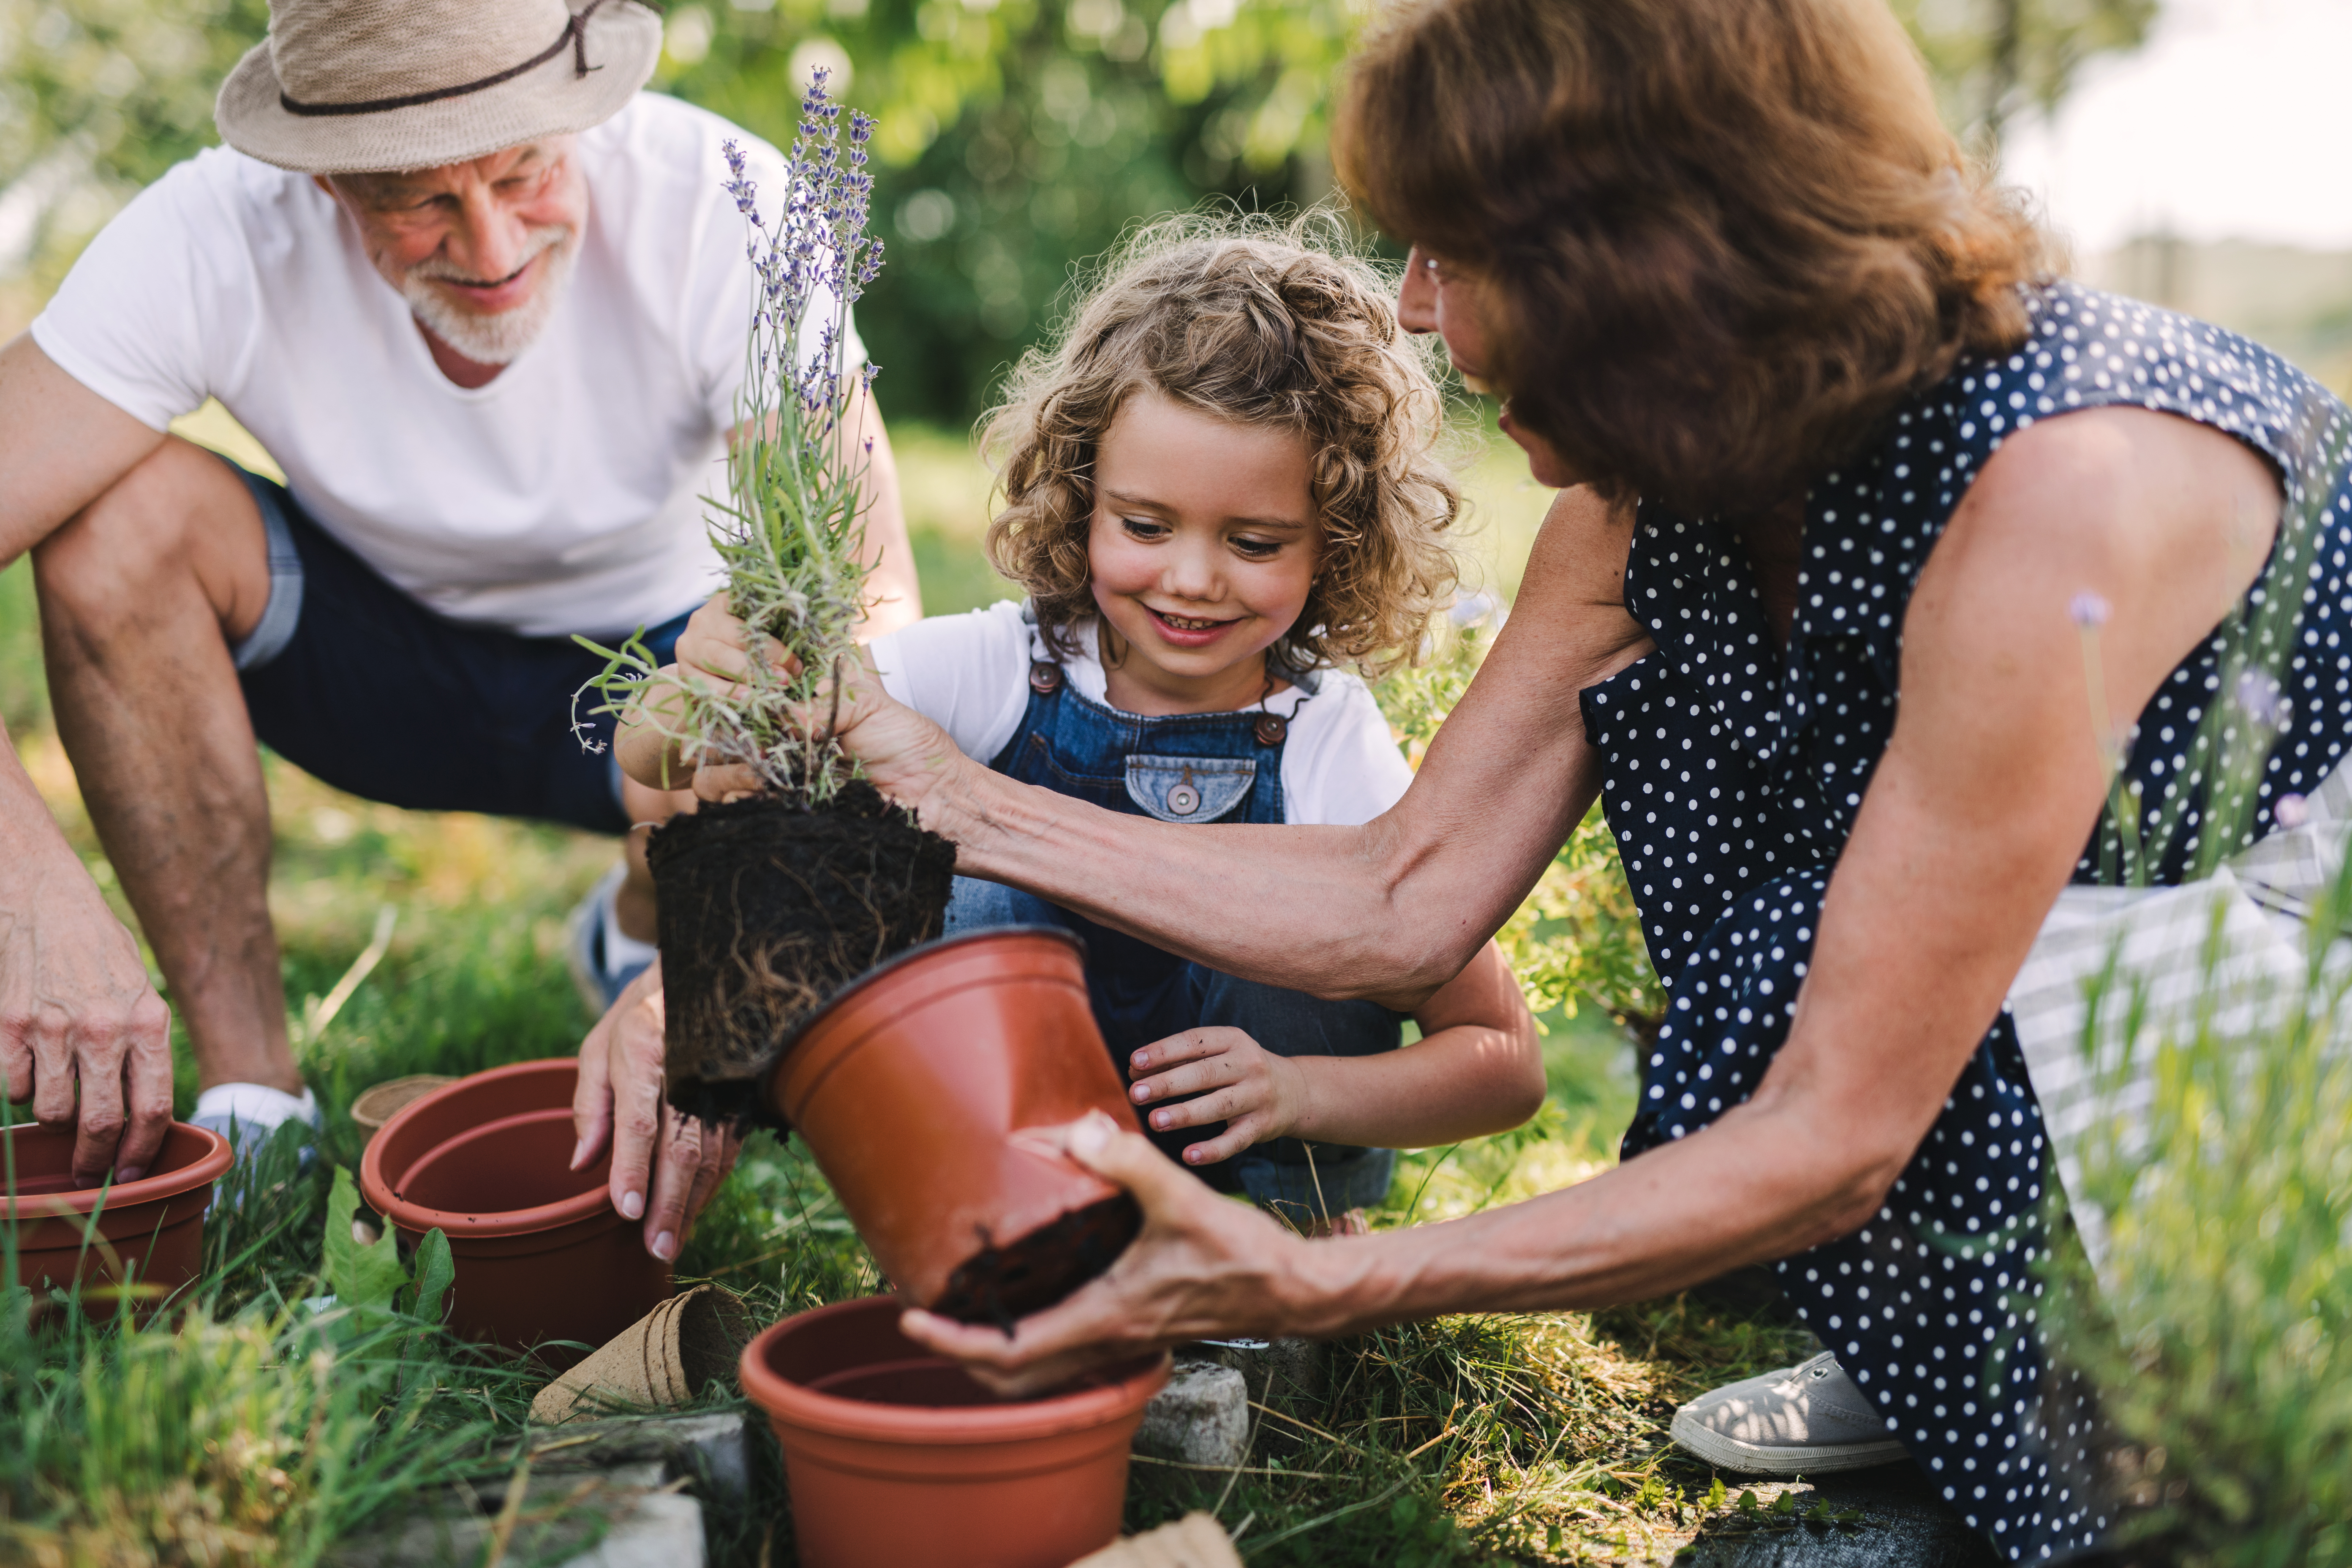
top-left (1579, 282), bottom-right (2352, 1563)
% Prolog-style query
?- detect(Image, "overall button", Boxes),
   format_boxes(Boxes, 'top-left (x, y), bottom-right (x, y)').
top-left (1029, 661), bottom-right (1064, 694)
top-left (1165, 782), bottom-right (1201, 816)
top-left (1253, 714), bottom-right (1288, 746)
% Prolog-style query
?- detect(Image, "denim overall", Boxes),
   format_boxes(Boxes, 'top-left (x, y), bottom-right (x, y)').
top-left (945, 641), bottom-right (1402, 1228)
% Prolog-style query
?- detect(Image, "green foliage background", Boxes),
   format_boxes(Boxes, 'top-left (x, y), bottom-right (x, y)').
top-left (2, 0), bottom-right (2154, 422)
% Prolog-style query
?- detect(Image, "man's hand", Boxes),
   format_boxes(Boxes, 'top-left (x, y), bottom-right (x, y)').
top-left (1126, 1027), bottom-right (1307, 1167)
top-left (0, 836), bottom-right (174, 1186)
top-left (898, 1109), bottom-right (1318, 1394)
top-left (571, 956), bottom-right (743, 1261)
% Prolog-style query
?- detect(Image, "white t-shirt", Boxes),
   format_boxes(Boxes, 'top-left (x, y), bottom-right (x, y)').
top-left (30, 93), bottom-right (857, 640)
top-left (867, 600), bottom-right (1417, 827)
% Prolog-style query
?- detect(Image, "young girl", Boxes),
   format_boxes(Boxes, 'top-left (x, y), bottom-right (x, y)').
top-left (627, 219), bottom-right (1543, 1231)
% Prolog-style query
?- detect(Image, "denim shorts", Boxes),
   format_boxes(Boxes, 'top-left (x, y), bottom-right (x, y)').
top-left (225, 458), bottom-right (696, 836)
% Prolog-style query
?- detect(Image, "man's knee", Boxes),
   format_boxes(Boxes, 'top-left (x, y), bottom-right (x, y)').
top-left (33, 437), bottom-right (269, 644)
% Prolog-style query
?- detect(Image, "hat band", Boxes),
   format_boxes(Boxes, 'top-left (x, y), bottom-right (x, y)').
top-left (278, 0), bottom-right (611, 118)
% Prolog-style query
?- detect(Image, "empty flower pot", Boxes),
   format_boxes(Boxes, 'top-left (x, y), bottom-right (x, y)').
top-left (740, 1295), bottom-right (1169, 1568)
top-left (359, 1059), bottom-right (669, 1358)
top-left (763, 926), bottom-right (1144, 1326)
top-left (3, 1120), bottom-right (231, 1319)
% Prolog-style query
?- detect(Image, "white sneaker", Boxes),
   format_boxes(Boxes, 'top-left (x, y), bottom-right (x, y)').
top-left (191, 1081), bottom-right (323, 1163)
top-left (1668, 1351), bottom-right (1911, 1475)
top-left (565, 861), bottom-right (656, 1013)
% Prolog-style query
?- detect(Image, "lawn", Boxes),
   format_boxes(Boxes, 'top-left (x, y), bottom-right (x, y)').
top-left (0, 422), bottom-right (1818, 1566)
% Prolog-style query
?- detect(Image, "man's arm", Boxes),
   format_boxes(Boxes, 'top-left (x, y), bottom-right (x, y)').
top-left (0, 334), bottom-right (177, 1178)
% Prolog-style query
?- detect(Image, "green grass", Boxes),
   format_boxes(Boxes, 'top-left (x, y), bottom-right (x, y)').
top-left (0, 429), bottom-right (1819, 1565)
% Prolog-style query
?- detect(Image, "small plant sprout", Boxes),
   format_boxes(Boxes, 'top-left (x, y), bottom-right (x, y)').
top-left (577, 68), bottom-right (886, 807)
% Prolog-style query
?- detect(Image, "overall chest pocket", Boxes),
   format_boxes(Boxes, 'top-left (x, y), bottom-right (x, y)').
top-left (1125, 754), bottom-right (1255, 823)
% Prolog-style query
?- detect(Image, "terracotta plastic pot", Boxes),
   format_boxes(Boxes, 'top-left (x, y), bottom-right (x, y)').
top-left (359, 1059), bottom-right (669, 1357)
top-left (3, 1120), bottom-right (231, 1318)
top-left (741, 1295), bottom-right (1169, 1568)
top-left (764, 926), bottom-right (1144, 1324)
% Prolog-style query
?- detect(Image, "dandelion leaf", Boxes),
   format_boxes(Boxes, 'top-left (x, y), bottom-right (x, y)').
top-left (324, 1166), bottom-right (409, 1312)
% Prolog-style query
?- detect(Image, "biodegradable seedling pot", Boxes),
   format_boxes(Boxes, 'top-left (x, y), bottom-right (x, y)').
top-left (650, 785), bottom-right (956, 1124)
top-left (3, 1120), bottom-right (231, 1319)
top-left (530, 1282), bottom-right (756, 1424)
top-left (349, 1074), bottom-right (455, 1144)
top-left (360, 1059), bottom-right (669, 1358)
top-left (740, 1295), bottom-right (1169, 1568)
top-left (765, 926), bottom-right (1143, 1326)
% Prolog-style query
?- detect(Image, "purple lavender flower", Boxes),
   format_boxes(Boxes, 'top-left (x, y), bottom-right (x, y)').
top-left (2275, 792), bottom-right (2311, 828)
top-left (2069, 591), bottom-right (2110, 630)
top-left (2235, 669), bottom-right (2290, 729)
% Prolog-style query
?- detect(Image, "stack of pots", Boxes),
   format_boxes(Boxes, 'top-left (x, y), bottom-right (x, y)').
top-left (3, 1120), bottom-right (231, 1319)
top-left (741, 925), bottom-right (1168, 1568)
top-left (762, 925), bottom-right (1145, 1324)
top-left (359, 1059), bottom-right (669, 1357)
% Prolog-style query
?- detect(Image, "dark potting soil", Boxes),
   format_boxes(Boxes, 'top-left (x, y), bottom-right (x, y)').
top-left (928, 1193), bottom-right (1143, 1332)
top-left (649, 783), bottom-right (955, 1123)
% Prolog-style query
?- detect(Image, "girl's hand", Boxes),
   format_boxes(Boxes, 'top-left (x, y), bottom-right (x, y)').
top-left (1127, 1027), bottom-right (1308, 1166)
top-left (898, 1110), bottom-right (1322, 1394)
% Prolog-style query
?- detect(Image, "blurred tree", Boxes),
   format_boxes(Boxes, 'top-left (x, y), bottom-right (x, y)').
top-left (0, 0), bottom-right (272, 287)
top-left (1888, 0), bottom-right (2156, 149)
top-left (651, 0), bottom-right (1361, 424)
top-left (3, 0), bottom-right (2156, 417)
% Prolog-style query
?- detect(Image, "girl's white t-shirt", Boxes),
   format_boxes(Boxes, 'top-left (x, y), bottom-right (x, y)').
top-left (29, 93), bottom-right (855, 640)
top-left (866, 600), bottom-right (1416, 827)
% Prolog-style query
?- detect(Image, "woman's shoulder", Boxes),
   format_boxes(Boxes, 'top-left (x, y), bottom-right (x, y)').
top-left (1896, 280), bottom-right (2338, 489)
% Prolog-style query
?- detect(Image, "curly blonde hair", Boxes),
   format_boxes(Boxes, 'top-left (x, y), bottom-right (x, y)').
top-left (979, 213), bottom-right (1460, 678)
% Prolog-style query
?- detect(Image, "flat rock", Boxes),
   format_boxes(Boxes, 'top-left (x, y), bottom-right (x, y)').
top-left (1681, 1465), bottom-right (2001, 1568)
top-left (324, 1412), bottom-right (755, 1568)
top-left (1134, 1360), bottom-right (1250, 1468)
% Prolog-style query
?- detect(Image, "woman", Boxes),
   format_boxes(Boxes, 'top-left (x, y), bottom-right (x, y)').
top-left (641, 0), bottom-right (2350, 1557)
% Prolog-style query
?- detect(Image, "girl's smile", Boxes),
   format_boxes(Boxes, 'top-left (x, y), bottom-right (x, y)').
top-left (1087, 388), bottom-right (1320, 716)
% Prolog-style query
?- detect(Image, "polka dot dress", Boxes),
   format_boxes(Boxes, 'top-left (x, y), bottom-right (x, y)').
top-left (1582, 281), bottom-right (2352, 1561)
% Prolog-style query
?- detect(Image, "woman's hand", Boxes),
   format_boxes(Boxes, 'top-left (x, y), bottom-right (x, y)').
top-left (618, 593), bottom-right (976, 822)
top-left (1127, 1027), bottom-right (1308, 1166)
top-left (898, 1109), bottom-right (1322, 1394)
top-left (571, 956), bottom-right (743, 1261)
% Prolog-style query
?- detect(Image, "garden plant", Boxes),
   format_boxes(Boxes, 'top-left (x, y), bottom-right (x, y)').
top-left (580, 74), bottom-right (955, 1125)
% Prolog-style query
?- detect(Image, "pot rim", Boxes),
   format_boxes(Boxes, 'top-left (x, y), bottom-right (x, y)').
top-left (766, 924), bottom-right (1085, 1075)
top-left (739, 1295), bottom-right (1168, 1446)
top-left (361, 1060), bottom-right (615, 1238)
top-left (1, 1121), bottom-right (231, 1220)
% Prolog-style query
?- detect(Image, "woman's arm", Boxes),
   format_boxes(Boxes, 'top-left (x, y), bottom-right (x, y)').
top-left (822, 486), bottom-right (1655, 1008)
top-left (1125, 940), bottom-right (1544, 1160)
top-left (904, 406), bottom-right (2284, 1391)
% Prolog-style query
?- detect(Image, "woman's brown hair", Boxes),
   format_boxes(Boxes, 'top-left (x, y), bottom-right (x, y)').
top-left (1334, 0), bottom-right (2050, 514)
top-left (980, 213), bottom-right (1459, 677)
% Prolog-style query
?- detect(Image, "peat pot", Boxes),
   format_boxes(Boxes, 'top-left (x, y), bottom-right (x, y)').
top-left (765, 926), bottom-right (1144, 1324)
top-left (741, 1295), bottom-right (1169, 1568)
top-left (3, 1120), bottom-right (231, 1318)
top-left (359, 1059), bottom-right (669, 1358)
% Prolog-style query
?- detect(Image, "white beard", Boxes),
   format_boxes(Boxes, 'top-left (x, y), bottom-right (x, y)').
top-left (400, 225), bottom-right (577, 366)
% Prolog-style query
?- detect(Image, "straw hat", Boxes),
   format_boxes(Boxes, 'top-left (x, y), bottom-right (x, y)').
top-left (215, 0), bottom-right (662, 174)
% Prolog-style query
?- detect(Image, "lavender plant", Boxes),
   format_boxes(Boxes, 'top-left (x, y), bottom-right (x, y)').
top-left (580, 71), bottom-right (885, 807)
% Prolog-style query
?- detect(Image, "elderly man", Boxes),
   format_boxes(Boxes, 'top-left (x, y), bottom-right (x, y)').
top-left (0, 0), bottom-right (916, 1258)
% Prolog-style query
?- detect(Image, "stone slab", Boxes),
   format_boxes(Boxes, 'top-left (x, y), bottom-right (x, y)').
top-left (1681, 1465), bottom-right (2000, 1568)
top-left (1134, 1360), bottom-right (1250, 1468)
top-left (324, 1411), bottom-right (756, 1567)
